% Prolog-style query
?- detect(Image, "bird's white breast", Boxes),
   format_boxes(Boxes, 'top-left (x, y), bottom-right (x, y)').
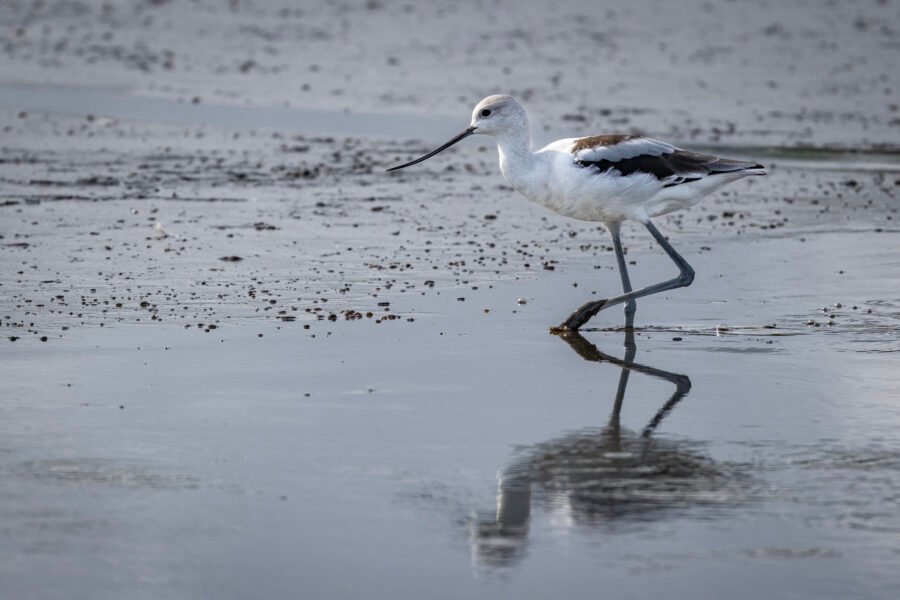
top-left (502, 144), bottom-right (663, 224)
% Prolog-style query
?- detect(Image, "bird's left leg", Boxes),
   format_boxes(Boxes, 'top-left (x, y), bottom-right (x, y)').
top-left (553, 220), bottom-right (694, 331)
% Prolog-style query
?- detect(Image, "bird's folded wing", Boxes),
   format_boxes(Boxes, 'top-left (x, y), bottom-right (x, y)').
top-left (571, 135), bottom-right (762, 187)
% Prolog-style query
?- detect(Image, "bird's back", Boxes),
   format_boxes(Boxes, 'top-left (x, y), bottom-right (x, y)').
top-left (535, 135), bottom-right (765, 222)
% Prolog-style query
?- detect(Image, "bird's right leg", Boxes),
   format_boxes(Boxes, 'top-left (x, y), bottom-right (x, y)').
top-left (610, 224), bottom-right (636, 330)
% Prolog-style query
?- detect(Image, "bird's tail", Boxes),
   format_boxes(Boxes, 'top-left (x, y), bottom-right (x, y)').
top-left (709, 157), bottom-right (767, 176)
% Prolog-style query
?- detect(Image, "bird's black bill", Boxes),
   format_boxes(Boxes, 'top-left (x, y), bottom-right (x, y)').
top-left (386, 126), bottom-right (476, 172)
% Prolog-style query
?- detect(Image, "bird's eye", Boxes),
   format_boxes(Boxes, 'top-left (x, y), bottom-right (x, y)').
top-left (480, 109), bottom-right (491, 117)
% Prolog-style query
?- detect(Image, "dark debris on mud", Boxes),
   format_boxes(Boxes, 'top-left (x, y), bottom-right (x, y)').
top-left (1, 110), bottom-right (898, 344)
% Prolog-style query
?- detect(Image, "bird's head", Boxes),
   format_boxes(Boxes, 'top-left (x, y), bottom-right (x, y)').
top-left (386, 95), bottom-right (528, 172)
top-left (468, 95), bottom-right (528, 137)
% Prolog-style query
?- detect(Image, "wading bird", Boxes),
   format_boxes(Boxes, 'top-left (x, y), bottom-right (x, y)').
top-left (387, 95), bottom-right (765, 331)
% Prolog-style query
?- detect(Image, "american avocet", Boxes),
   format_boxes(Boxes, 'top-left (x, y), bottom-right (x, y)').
top-left (387, 95), bottom-right (766, 331)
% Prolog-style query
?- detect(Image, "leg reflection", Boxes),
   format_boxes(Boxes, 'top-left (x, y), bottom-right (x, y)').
top-left (557, 330), bottom-right (691, 437)
top-left (472, 331), bottom-right (702, 569)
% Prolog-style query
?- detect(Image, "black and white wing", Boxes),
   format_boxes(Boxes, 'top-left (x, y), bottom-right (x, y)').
top-left (568, 135), bottom-right (765, 187)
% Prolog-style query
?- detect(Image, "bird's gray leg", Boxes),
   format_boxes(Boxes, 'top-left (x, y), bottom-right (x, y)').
top-left (610, 224), bottom-right (636, 329)
top-left (554, 220), bottom-right (695, 331)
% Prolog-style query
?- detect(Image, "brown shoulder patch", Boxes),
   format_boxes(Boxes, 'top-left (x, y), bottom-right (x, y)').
top-left (570, 134), bottom-right (638, 153)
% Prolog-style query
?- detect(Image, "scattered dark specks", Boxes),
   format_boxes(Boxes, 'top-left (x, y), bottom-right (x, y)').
top-left (77, 175), bottom-right (120, 186)
top-left (672, 337), bottom-right (683, 341)
top-left (8, 336), bottom-right (19, 342)
top-left (220, 256), bottom-right (243, 262)
top-left (40, 336), bottom-right (48, 342)
top-left (516, 298), bottom-right (527, 305)
top-left (484, 214), bottom-right (497, 220)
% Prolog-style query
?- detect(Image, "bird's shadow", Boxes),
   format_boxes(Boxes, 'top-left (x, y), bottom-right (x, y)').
top-left (470, 330), bottom-right (742, 570)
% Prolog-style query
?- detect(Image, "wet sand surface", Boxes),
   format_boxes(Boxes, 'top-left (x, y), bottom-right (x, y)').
top-left (2, 1), bottom-right (900, 598)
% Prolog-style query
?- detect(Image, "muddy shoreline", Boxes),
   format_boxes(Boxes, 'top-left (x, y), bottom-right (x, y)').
top-left (2, 95), bottom-right (897, 345)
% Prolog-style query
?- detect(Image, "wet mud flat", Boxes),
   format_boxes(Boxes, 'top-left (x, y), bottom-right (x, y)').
top-left (1, 96), bottom-right (899, 599)
top-left (2, 104), bottom-right (898, 346)
top-left (2, 0), bottom-right (900, 597)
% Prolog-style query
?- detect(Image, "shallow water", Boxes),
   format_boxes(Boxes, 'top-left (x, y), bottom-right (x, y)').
top-left (2, 241), bottom-right (899, 598)
top-left (0, 83), bottom-right (460, 141)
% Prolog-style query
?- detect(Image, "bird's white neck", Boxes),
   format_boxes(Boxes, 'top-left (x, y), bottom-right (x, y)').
top-left (495, 127), bottom-right (547, 202)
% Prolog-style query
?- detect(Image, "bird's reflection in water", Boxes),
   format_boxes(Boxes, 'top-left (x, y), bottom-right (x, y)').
top-left (472, 331), bottom-right (740, 569)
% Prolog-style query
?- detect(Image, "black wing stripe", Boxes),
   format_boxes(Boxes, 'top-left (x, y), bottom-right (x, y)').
top-left (576, 149), bottom-right (763, 181)
top-left (577, 154), bottom-right (677, 179)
